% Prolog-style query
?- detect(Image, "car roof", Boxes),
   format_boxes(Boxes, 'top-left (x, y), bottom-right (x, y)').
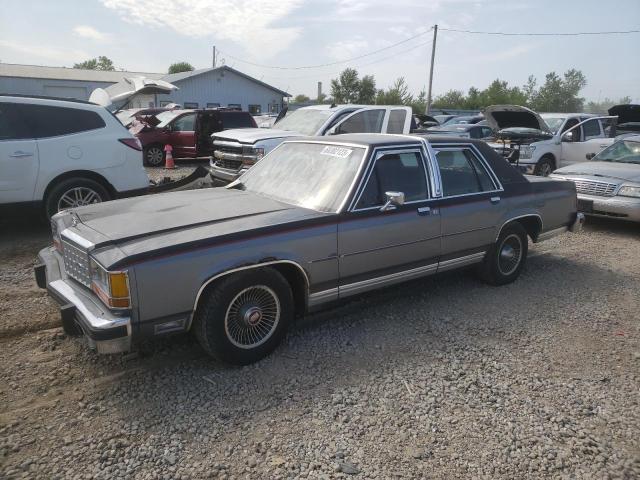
top-left (0, 94), bottom-right (104, 111)
top-left (284, 133), bottom-right (490, 148)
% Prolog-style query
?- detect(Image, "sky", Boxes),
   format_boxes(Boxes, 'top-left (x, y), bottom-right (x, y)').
top-left (0, 0), bottom-right (638, 102)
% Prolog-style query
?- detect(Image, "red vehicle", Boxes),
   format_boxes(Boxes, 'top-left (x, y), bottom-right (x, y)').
top-left (132, 108), bottom-right (257, 166)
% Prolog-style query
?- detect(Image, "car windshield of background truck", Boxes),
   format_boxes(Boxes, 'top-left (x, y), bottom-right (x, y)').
top-left (234, 142), bottom-right (365, 212)
top-left (271, 108), bottom-right (334, 135)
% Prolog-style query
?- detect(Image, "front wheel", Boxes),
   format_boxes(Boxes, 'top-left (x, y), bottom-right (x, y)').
top-left (534, 157), bottom-right (555, 176)
top-left (193, 268), bottom-right (293, 365)
top-left (478, 223), bottom-right (528, 286)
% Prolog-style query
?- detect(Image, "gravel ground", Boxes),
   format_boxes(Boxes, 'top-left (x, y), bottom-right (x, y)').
top-left (0, 216), bottom-right (639, 479)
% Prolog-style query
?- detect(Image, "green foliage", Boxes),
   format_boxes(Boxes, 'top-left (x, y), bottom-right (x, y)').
top-left (168, 62), bottom-right (195, 74)
top-left (376, 77), bottom-right (413, 105)
top-left (330, 68), bottom-right (376, 104)
top-left (292, 94), bottom-right (311, 104)
top-left (584, 96), bottom-right (633, 113)
top-left (73, 56), bottom-right (115, 71)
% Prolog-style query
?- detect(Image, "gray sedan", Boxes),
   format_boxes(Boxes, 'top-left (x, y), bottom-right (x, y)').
top-left (551, 135), bottom-right (640, 222)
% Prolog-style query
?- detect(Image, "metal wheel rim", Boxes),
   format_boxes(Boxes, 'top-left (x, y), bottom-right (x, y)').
top-left (498, 233), bottom-right (523, 276)
top-left (57, 187), bottom-right (103, 211)
top-left (147, 147), bottom-right (164, 165)
top-left (224, 285), bottom-right (280, 349)
top-left (539, 162), bottom-right (552, 176)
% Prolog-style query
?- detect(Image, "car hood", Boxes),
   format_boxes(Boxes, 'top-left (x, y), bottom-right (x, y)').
top-left (73, 188), bottom-right (324, 249)
top-left (554, 161), bottom-right (640, 183)
top-left (608, 104), bottom-right (640, 125)
top-left (483, 105), bottom-right (551, 132)
top-left (213, 128), bottom-right (302, 144)
top-left (89, 77), bottom-right (178, 108)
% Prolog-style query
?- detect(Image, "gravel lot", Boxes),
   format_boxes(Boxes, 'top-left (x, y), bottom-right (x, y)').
top-left (0, 216), bottom-right (638, 479)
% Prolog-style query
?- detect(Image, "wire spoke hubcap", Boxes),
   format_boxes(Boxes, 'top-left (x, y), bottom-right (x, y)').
top-left (498, 234), bottom-right (523, 276)
top-left (225, 286), bottom-right (280, 349)
top-left (57, 187), bottom-right (102, 210)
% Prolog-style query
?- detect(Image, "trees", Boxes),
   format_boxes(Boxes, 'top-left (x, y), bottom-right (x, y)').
top-left (168, 62), bottom-right (195, 74)
top-left (331, 68), bottom-right (363, 103)
top-left (292, 94), bottom-right (310, 104)
top-left (73, 56), bottom-right (115, 71)
top-left (529, 69), bottom-right (587, 112)
top-left (584, 96), bottom-right (632, 113)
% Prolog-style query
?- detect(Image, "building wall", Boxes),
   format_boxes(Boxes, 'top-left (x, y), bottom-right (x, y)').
top-left (161, 69), bottom-right (285, 114)
top-left (0, 77), bottom-right (114, 100)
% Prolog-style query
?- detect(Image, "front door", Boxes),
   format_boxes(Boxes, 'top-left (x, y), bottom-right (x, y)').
top-left (0, 102), bottom-right (39, 203)
top-left (561, 118), bottom-right (611, 166)
top-left (168, 113), bottom-right (197, 158)
top-left (338, 148), bottom-right (441, 298)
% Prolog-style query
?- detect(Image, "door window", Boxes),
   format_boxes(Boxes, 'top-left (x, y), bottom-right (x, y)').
top-left (206, 103), bottom-right (220, 108)
top-left (0, 103), bottom-right (32, 140)
top-left (336, 109), bottom-right (385, 134)
top-left (356, 151), bottom-right (428, 209)
top-left (582, 119), bottom-right (602, 140)
top-left (171, 113), bottom-right (196, 132)
top-left (386, 109), bottom-right (407, 134)
top-left (183, 102), bottom-right (199, 108)
top-left (436, 149), bottom-right (496, 197)
top-left (248, 104), bottom-right (261, 114)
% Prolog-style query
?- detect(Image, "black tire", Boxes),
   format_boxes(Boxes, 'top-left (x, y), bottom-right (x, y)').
top-left (534, 156), bottom-right (555, 176)
top-left (193, 268), bottom-right (294, 365)
top-left (478, 222), bottom-right (528, 286)
top-left (144, 145), bottom-right (165, 166)
top-left (45, 177), bottom-right (111, 219)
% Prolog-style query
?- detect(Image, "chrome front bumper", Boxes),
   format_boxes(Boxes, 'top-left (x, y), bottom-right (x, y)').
top-left (35, 247), bottom-right (131, 354)
top-left (208, 157), bottom-right (248, 183)
top-left (577, 193), bottom-right (640, 222)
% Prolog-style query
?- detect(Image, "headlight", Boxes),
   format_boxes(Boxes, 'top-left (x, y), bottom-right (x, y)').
top-left (51, 219), bottom-right (62, 252)
top-left (519, 145), bottom-right (536, 159)
top-left (90, 258), bottom-right (130, 309)
top-left (252, 147), bottom-right (265, 160)
top-left (618, 185), bottom-right (640, 198)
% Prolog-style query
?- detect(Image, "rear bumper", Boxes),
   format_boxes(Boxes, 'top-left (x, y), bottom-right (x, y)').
top-left (35, 247), bottom-right (131, 354)
top-left (577, 193), bottom-right (640, 222)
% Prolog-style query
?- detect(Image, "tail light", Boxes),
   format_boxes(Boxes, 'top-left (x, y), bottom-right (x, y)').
top-left (119, 138), bottom-right (142, 151)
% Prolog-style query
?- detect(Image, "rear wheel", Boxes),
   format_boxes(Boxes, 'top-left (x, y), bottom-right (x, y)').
top-left (45, 177), bottom-right (110, 219)
top-left (478, 223), bottom-right (528, 286)
top-left (534, 156), bottom-right (555, 176)
top-left (193, 268), bottom-right (294, 365)
top-left (144, 145), bottom-right (165, 166)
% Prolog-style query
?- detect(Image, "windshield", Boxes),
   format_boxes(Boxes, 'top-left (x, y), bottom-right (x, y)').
top-left (155, 111), bottom-right (181, 128)
top-left (271, 109), bottom-right (334, 136)
top-left (543, 117), bottom-right (565, 133)
top-left (233, 142), bottom-right (365, 212)
top-left (595, 140), bottom-right (640, 164)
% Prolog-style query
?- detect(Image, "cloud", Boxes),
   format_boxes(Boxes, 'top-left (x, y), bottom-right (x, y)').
top-left (0, 39), bottom-right (91, 63)
top-left (73, 25), bottom-right (111, 42)
top-left (335, 0), bottom-right (368, 14)
top-left (100, 0), bottom-right (302, 57)
top-left (326, 37), bottom-right (369, 61)
top-left (472, 43), bottom-right (539, 63)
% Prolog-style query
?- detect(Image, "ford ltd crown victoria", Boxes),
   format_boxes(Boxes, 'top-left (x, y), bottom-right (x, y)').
top-left (35, 134), bottom-right (584, 364)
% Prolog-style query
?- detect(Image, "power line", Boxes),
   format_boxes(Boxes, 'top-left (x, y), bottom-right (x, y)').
top-left (439, 27), bottom-right (640, 36)
top-left (217, 26), bottom-right (434, 70)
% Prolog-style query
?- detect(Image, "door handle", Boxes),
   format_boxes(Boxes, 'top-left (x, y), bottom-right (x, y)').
top-left (417, 206), bottom-right (431, 215)
top-left (490, 196), bottom-right (501, 204)
top-left (9, 151), bottom-right (34, 158)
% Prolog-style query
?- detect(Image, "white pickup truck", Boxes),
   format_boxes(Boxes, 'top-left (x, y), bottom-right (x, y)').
top-left (209, 104), bottom-right (413, 183)
top-left (485, 105), bottom-right (614, 176)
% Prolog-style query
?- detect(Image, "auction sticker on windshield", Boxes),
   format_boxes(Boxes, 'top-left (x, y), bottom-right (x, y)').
top-left (321, 146), bottom-right (353, 158)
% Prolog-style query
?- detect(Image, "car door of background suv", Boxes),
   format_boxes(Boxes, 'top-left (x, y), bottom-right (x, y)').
top-left (169, 113), bottom-right (197, 157)
top-left (429, 145), bottom-right (506, 269)
top-left (337, 146), bottom-right (441, 298)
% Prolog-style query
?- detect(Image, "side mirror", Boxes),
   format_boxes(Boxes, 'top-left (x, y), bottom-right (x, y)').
top-left (562, 131), bottom-right (574, 142)
top-left (586, 152), bottom-right (596, 160)
top-left (380, 191), bottom-right (405, 212)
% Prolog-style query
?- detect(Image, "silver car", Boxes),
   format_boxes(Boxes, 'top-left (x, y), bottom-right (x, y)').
top-left (551, 135), bottom-right (640, 222)
top-left (36, 134), bottom-right (583, 365)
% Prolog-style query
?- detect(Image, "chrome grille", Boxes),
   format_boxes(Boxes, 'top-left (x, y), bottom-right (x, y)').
top-left (216, 158), bottom-right (242, 170)
top-left (572, 179), bottom-right (618, 197)
top-left (62, 239), bottom-right (91, 287)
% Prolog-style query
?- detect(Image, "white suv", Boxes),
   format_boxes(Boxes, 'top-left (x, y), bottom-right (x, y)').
top-left (0, 95), bottom-right (150, 217)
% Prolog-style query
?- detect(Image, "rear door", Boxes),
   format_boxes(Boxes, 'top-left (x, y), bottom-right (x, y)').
top-left (0, 102), bottom-right (39, 203)
top-left (337, 146), bottom-right (441, 297)
top-left (168, 112), bottom-right (197, 157)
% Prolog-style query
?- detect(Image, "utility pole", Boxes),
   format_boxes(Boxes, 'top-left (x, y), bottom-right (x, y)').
top-left (426, 24), bottom-right (438, 114)
top-left (212, 46), bottom-right (217, 68)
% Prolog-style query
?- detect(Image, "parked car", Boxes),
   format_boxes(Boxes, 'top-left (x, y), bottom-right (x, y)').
top-left (36, 134), bottom-right (583, 364)
top-left (115, 105), bottom-right (180, 129)
top-left (209, 104), bottom-right (413, 184)
top-left (440, 114), bottom-right (484, 126)
top-left (550, 135), bottom-right (640, 222)
top-left (425, 124), bottom-right (495, 140)
top-left (608, 104), bottom-right (640, 137)
top-left (433, 114), bottom-right (457, 124)
top-left (0, 95), bottom-right (149, 218)
top-left (132, 108), bottom-right (258, 166)
top-left (485, 105), bottom-right (614, 176)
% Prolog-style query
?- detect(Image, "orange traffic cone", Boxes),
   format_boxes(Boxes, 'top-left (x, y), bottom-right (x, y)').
top-left (164, 144), bottom-right (175, 169)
